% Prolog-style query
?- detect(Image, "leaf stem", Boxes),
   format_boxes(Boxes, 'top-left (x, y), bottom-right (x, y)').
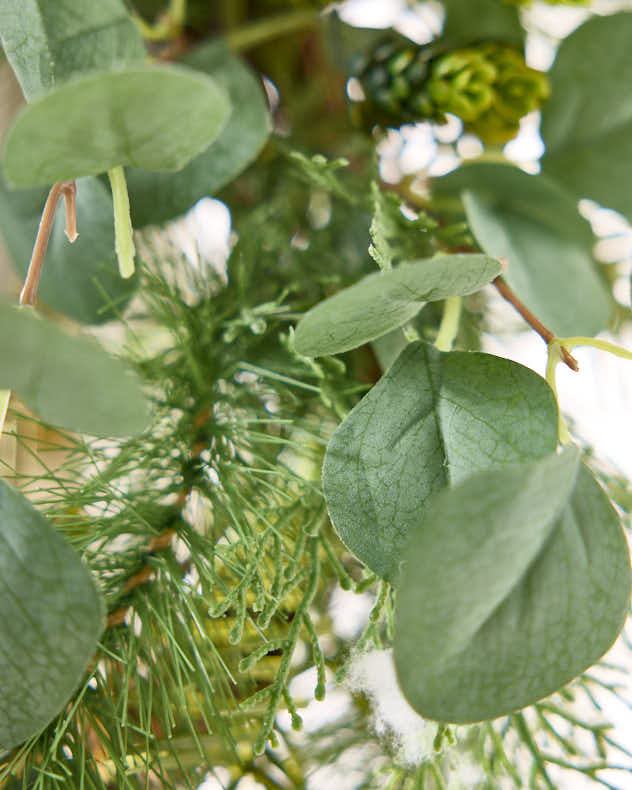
top-left (493, 276), bottom-right (578, 371)
top-left (132, 0), bottom-right (186, 40)
top-left (19, 180), bottom-right (76, 305)
top-left (546, 340), bottom-right (572, 445)
top-left (108, 166), bottom-right (136, 279)
top-left (563, 336), bottom-right (632, 362)
top-left (434, 296), bottom-right (462, 352)
top-left (225, 10), bottom-right (320, 52)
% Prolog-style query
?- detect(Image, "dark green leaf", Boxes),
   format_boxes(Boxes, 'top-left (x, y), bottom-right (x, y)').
top-left (541, 12), bottom-right (632, 219)
top-left (0, 0), bottom-right (145, 102)
top-left (0, 479), bottom-right (103, 751)
top-left (3, 65), bottom-right (231, 188)
top-left (126, 39), bottom-right (271, 227)
top-left (435, 162), bottom-right (611, 336)
top-left (395, 450), bottom-right (630, 722)
top-left (323, 341), bottom-right (558, 581)
top-left (294, 253), bottom-right (501, 357)
top-left (0, 176), bottom-right (137, 324)
top-left (0, 303), bottom-right (149, 436)
top-left (441, 0), bottom-right (524, 48)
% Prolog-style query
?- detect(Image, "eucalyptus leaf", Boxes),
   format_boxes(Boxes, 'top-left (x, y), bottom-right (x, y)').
top-left (294, 253), bottom-right (501, 357)
top-left (0, 303), bottom-right (149, 436)
top-left (126, 39), bottom-right (271, 227)
top-left (441, 0), bottom-right (524, 49)
top-left (540, 12), bottom-right (632, 219)
top-left (435, 163), bottom-right (611, 336)
top-left (0, 175), bottom-right (138, 324)
top-left (3, 65), bottom-right (231, 188)
top-left (394, 451), bottom-right (630, 723)
top-left (0, 479), bottom-right (103, 751)
top-left (0, 0), bottom-right (145, 102)
top-left (323, 341), bottom-right (558, 581)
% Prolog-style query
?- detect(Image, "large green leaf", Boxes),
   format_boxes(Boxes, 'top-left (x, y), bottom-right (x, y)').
top-left (540, 12), bottom-right (632, 219)
top-left (0, 479), bottom-right (103, 751)
top-left (3, 65), bottom-right (231, 188)
top-left (0, 0), bottom-right (145, 102)
top-left (323, 341), bottom-right (558, 581)
top-left (294, 253), bottom-right (501, 357)
top-left (435, 163), bottom-right (611, 336)
top-left (441, 0), bottom-right (524, 48)
top-left (0, 303), bottom-right (149, 436)
top-left (0, 176), bottom-right (137, 324)
top-left (126, 39), bottom-right (271, 227)
top-left (395, 450), bottom-right (630, 723)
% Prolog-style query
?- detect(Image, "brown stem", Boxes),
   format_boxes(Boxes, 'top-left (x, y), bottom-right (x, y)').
top-left (19, 180), bottom-right (77, 305)
top-left (63, 181), bottom-right (78, 242)
top-left (493, 276), bottom-right (579, 372)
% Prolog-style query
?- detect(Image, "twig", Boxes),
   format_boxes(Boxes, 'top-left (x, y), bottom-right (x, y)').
top-left (493, 276), bottom-right (579, 371)
top-left (20, 181), bottom-right (77, 305)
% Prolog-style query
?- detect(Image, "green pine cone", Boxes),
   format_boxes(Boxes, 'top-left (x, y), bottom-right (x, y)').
top-left (355, 37), bottom-right (549, 145)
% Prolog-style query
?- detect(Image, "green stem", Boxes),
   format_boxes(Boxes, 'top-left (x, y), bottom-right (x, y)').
top-left (434, 296), bottom-right (462, 351)
top-left (562, 336), bottom-right (632, 362)
top-left (108, 166), bottom-right (136, 279)
top-left (545, 340), bottom-right (572, 445)
top-left (225, 10), bottom-right (320, 52)
top-left (132, 0), bottom-right (186, 41)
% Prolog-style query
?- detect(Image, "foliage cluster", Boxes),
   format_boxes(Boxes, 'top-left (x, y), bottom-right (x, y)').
top-left (0, 1), bottom-right (631, 788)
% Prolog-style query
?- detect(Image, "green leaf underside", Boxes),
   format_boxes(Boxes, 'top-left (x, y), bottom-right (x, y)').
top-left (126, 39), bottom-right (271, 227)
top-left (323, 341), bottom-right (558, 582)
top-left (441, 0), bottom-right (524, 49)
top-left (0, 303), bottom-right (149, 436)
top-left (541, 12), bottom-right (632, 219)
top-left (436, 163), bottom-right (611, 336)
top-left (3, 66), bottom-right (231, 188)
top-left (294, 253), bottom-right (501, 357)
top-left (0, 479), bottom-right (103, 751)
top-left (395, 450), bottom-right (631, 723)
top-left (0, 176), bottom-right (137, 324)
top-left (0, 0), bottom-right (145, 102)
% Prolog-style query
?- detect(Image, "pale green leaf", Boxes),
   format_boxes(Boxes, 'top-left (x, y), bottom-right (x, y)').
top-left (541, 12), bottom-right (632, 219)
top-left (435, 163), bottom-right (611, 336)
top-left (3, 65), bottom-right (231, 188)
top-left (0, 0), bottom-right (145, 102)
top-left (0, 175), bottom-right (137, 324)
top-left (294, 253), bottom-right (501, 357)
top-left (0, 303), bottom-right (149, 436)
top-left (126, 39), bottom-right (271, 227)
top-left (0, 479), bottom-right (103, 751)
top-left (323, 341), bottom-right (558, 581)
top-left (395, 451), bottom-right (630, 723)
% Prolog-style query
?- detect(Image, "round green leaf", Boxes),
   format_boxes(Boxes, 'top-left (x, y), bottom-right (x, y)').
top-left (435, 163), bottom-right (611, 336)
top-left (294, 253), bottom-right (501, 357)
top-left (541, 13), bottom-right (632, 220)
top-left (0, 479), bottom-right (104, 751)
top-left (3, 65), bottom-right (231, 188)
top-left (0, 0), bottom-right (145, 102)
top-left (126, 39), bottom-right (271, 227)
top-left (0, 175), bottom-right (138, 324)
top-left (323, 341), bottom-right (559, 581)
top-left (394, 451), bottom-right (631, 723)
top-left (0, 303), bottom-right (149, 436)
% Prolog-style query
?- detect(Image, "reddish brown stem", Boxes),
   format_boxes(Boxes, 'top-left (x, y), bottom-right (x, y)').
top-left (493, 276), bottom-right (579, 372)
top-left (63, 181), bottom-right (78, 242)
top-left (20, 180), bottom-right (77, 305)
